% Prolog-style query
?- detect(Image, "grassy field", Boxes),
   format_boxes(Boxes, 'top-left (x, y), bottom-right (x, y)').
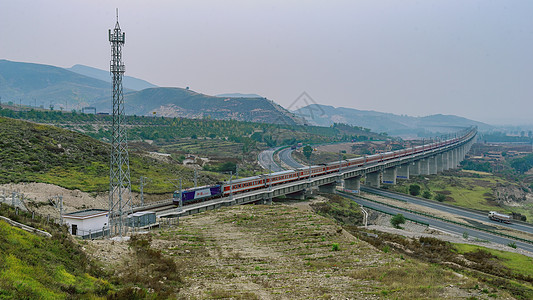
top-left (389, 171), bottom-right (533, 222)
top-left (86, 195), bottom-right (524, 299)
top-left (454, 243), bottom-right (533, 279)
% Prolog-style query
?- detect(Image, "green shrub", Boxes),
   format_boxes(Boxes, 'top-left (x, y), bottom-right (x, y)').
top-left (390, 214), bottom-right (406, 229)
top-left (331, 243), bottom-right (340, 251)
top-left (435, 193), bottom-right (446, 202)
top-left (409, 184), bottom-right (421, 196)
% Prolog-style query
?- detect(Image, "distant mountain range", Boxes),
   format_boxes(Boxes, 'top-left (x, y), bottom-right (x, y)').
top-left (0, 59), bottom-right (111, 109)
top-left (0, 59), bottom-right (492, 133)
top-left (67, 64), bottom-right (157, 91)
top-left (293, 104), bottom-right (491, 137)
top-left (0, 59), bottom-right (303, 125)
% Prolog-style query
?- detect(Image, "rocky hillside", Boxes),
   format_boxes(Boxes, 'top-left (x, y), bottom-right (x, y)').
top-left (95, 87), bottom-right (306, 125)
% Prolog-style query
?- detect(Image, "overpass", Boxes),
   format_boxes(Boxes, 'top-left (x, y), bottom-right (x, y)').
top-left (160, 127), bottom-right (477, 217)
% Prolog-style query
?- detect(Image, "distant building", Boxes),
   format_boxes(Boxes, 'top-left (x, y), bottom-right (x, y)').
top-left (63, 209), bottom-right (109, 238)
top-left (81, 106), bottom-right (97, 114)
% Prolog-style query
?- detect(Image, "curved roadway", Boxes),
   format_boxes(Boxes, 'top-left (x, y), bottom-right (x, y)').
top-left (361, 186), bottom-right (533, 235)
top-left (339, 192), bottom-right (533, 253)
top-left (257, 147), bottom-right (284, 172)
top-left (278, 148), bottom-right (305, 169)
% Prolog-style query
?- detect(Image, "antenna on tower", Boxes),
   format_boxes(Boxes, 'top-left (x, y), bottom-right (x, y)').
top-left (108, 11), bottom-right (131, 237)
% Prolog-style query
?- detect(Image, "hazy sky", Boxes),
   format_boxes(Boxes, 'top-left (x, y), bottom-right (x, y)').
top-left (1, 0), bottom-right (533, 125)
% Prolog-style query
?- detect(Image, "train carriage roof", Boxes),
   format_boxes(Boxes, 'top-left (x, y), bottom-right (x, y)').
top-left (228, 175), bottom-right (262, 184)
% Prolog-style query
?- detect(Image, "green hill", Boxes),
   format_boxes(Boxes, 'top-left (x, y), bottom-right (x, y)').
top-left (0, 204), bottom-right (111, 298)
top-left (0, 116), bottom-right (221, 193)
top-left (0, 60), bottom-right (113, 110)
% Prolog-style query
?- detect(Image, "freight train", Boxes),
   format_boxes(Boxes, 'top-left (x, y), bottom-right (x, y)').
top-left (173, 129), bottom-right (475, 206)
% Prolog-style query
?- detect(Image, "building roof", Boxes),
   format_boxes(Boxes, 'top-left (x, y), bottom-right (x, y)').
top-left (129, 211), bottom-right (155, 217)
top-left (63, 209), bottom-right (109, 219)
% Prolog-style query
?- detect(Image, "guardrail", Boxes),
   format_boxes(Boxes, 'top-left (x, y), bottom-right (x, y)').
top-left (338, 190), bottom-right (533, 245)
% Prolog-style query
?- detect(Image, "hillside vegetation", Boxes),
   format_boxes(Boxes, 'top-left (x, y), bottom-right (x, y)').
top-left (0, 116), bottom-right (223, 193)
top-left (0, 107), bottom-right (382, 147)
top-left (0, 204), bottom-right (111, 298)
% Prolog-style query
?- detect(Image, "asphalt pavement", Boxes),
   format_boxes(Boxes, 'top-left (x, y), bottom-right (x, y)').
top-left (278, 148), bottom-right (305, 169)
top-left (257, 147), bottom-right (284, 172)
top-left (339, 191), bottom-right (533, 253)
top-left (361, 186), bottom-right (533, 235)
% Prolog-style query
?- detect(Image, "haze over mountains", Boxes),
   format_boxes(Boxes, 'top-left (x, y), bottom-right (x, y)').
top-left (0, 59), bottom-right (111, 108)
top-left (293, 104), bottom-right (491, 137)
top-left (67, 64), bottom-right (157, 91)
top-left (0, 59), bottom-right (490, 135)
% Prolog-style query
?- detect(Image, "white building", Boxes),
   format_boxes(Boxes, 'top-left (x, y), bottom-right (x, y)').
top-left (63, 209), bottom-right (109, 237)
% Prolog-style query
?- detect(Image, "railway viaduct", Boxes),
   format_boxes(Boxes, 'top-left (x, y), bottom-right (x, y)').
top-left (159, 127), bottom-right (477, 218)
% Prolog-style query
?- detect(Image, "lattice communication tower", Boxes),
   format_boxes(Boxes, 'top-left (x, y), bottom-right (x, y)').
top-left (108, 11), bottom-right (132, 236)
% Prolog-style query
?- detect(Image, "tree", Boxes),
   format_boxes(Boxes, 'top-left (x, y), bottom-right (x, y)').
top-left (422, 190), bottom-right (432, 199)
top-left (409, 184), bottom-right (421, 196)
top-left (303, 145), bottom-right (313, 160)
top-left (390, 214), bottom-right (406, 229)
top-left (435, 193), bottom-right (446, 202)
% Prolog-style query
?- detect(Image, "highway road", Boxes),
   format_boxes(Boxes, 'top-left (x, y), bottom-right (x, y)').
top-left (361, 186), bottom-right (533, 235)
top-left (274, 145), bottom-right (533, 247)
top-left (339, 191), bottom-right (533, 253)
top-left (278, 148), bottom-right (305, 169)
top-left (257, 147), bottom-right (284, 172)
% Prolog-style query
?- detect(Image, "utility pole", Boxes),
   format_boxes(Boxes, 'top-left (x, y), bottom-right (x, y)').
top-left (168, 178), bottom-right (183, 210)
top-left (108, 9), bottom-right (132, 237)
top-left (194, 169), bottom-right (198, 188)
top-left (51, 195), bottom-right (63, 225)
top-left (268, 164), bottom-right (272, 204)
top-left (229, 171), bottom-right (234, 201)
top-left (140, 176), bottom-right (149, 207)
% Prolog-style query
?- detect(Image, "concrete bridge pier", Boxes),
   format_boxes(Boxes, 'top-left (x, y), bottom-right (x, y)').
top-left (366, 171), bottom-right (381, 188)
top-left (396, 164), bottom-right (410, 180)
top-left (436, 154), bottom-right (444, 172)
top-left (420, 159), bottom-right (430, 175)
top-left (410, 161), bottom-right (421, 176)
top-left (429, 157), bottom-right (438, 175)
top-left (383, 167), bottom-right (397, 185)
top-left (442, 152), bottom-right (450, 170)
top-left (318, 183), bottom-right (336, 193)
top-left (448, 149), bottom-right (456, 168)
top-left (344, 176), bottom-right (361, 191)
top-left (453, 148), bottom-right (459, 167)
